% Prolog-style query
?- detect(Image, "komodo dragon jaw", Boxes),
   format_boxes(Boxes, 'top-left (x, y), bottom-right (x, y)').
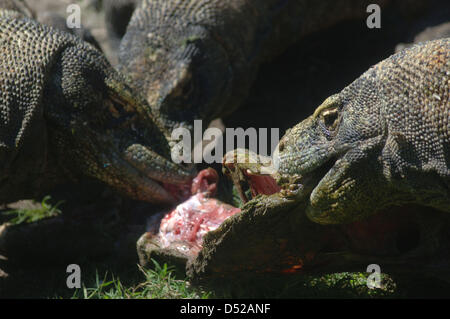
top-left (42, 39), bottom-right (196, 204)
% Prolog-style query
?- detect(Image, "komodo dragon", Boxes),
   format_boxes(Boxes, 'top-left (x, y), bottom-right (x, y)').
top-left (135, 38), bottom-right (450, 284)
top-left (270, 37), bottom-right (450, 225)
top-left (0, 9), bottom-right (194, 204)
top-left (118, 0), bottom-right (428, 143)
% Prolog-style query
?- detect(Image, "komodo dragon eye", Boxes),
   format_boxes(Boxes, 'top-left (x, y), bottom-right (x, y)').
top-left (322, 108), bottom-right (339, 128)
top-left (319, 107), bottom-right (340, 138)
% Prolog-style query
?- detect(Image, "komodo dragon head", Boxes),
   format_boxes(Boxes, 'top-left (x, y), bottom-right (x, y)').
top-left (222, 39), bottom-right (450, 226)
top-left (0, 12), bottom-right (195, 204)
top-left (270, 39), bottom-right (450, 225)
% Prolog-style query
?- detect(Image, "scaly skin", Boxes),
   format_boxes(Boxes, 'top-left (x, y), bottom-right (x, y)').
top-left (222, 39), bottom-right (450, 224)
top-left (226, 39), bottom-right (450, 224)
top-left (0, 10), bottom-right (194, 204)
top-left (5, 0), bottom-right (102, 50)
top-left (273, 38), bottom-right (450, 224)
top-left (118, 0), bottom-right (391, 143)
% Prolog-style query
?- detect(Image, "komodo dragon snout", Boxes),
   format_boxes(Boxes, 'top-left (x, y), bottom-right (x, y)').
top-left (44, 45), bottom-right (196, 204)
top-left (0, 12), bottom-right (195, 204)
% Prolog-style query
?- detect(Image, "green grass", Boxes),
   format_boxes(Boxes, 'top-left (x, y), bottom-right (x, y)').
top-left (71, 260), bottom-right (212, 299)
top-left (2, 196), bottom-right (63, 225)
top-left (1, 197), bottom-right (213, 299)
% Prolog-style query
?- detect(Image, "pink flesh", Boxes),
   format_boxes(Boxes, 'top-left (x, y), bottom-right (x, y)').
top-left (157, 169), bottom-right (241, 252)
top-left (158, 193), bottom-right (241, 249)
top-left (156, 167), bottom-right (424, 272)
top-left (190, 168), bottom-right (218, 196)
top-left (246, 174), bottom-right (281, 197)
